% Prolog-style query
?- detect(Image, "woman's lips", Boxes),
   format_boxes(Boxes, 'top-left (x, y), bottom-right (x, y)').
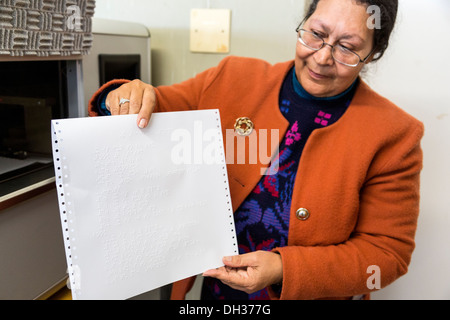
top-left (308, 68), bottom-right (330, 80)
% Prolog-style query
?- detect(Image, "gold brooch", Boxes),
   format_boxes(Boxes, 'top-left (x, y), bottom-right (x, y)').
top-left (234, 117), bottom-right (254, 136)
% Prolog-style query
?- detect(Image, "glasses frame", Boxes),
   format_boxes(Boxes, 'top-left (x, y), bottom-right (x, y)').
top-left (296, 26), bottom-right (375, 68)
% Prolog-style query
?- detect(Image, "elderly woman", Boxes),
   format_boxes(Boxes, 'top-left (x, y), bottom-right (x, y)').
top-left (89, 0), bottom-right (423, 300)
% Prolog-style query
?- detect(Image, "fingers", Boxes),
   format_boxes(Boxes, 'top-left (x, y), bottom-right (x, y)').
top-left (137, 86), bottom-right (156, 128)
top-left (203, 252), bottom-right (283, 294)
top-left (119, 98), bottom-right (130, 115)
top-left (223, 253), bottom-right (256, 268)
top-left (202, 267), bottom-right (224, 278)
top-left (129, 81), bottom-right (144, 115)
top-left (202, 254), bottom-right (255, 278)
top-left (103, 80), bottom-right (156, 129)
top-left (105, 89), bottom-right (122, 116)
top-left (203, 266), bottom-right (245, 284)
top-left (203, 266), bottom-right (256, 294)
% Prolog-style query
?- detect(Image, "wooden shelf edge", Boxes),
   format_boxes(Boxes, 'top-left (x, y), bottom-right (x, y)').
top-left (0, 178), bottom-right (56, 211)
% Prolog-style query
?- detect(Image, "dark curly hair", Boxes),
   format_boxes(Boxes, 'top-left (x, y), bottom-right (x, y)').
top-left (301, 0), bottom-right (398, 62)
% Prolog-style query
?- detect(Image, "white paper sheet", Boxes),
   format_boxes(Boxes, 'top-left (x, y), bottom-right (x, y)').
top-left (51, 110), bottom-right (237, 300)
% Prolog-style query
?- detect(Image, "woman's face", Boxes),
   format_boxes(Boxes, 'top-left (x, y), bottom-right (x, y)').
top-left (295, 0), bottom-right (375, 97)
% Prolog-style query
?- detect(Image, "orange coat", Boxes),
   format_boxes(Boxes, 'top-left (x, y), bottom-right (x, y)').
top-left (89, 56), bottom-right (424, 300)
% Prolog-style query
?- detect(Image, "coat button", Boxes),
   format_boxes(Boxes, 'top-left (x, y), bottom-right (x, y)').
top-left (296, 208), bottom-right (310, 221)
top-left (234, 117), bottom-right (254, 136)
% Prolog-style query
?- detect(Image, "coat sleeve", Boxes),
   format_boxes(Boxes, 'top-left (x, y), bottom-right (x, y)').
top-left (153, 65), bottom-right (218, 113)
top-left (269, 121), bottom-right (424, 300)
top-left (87, 58), bottom-right (229, 117)
top-left (88, 79), bottom-right (130, 116)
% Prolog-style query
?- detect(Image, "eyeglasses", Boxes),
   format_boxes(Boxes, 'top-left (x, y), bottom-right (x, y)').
top-left (296, 27), bottom-right (374, 67)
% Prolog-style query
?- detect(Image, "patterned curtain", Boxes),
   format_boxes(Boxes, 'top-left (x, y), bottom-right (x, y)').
top-left (0, 0), bottom-right (96, 57)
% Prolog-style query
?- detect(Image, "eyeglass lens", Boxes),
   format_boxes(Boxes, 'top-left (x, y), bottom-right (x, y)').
top-left (299, 30), bottom-right (361, 67)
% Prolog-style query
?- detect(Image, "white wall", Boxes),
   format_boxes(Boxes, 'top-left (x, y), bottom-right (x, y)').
top-left (93, 0), bottom-right (304, 86)
top-left (92, 0), bottom-right (450, 300)
top-left (366, 0), bottom-right (450, 300)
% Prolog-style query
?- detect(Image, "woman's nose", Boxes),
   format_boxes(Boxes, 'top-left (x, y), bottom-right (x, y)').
top-left (314, 44), bottom-right (334, 66)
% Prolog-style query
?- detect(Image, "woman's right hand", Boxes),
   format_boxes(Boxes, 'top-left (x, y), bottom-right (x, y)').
top-left (105, 79), bottom-right (156, 129)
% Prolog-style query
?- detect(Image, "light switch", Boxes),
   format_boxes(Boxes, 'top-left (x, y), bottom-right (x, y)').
top-left (190, 9), bottom-right (231, 53)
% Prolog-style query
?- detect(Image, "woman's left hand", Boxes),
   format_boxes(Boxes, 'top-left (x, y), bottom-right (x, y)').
top-left (202, 251), bottom-right (283, 294)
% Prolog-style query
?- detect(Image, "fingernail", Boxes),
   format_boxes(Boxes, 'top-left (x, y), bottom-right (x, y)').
top-left (223, 256), bottom-right (232, 262)
top-left (138, 118), bottom-right (147, 129)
